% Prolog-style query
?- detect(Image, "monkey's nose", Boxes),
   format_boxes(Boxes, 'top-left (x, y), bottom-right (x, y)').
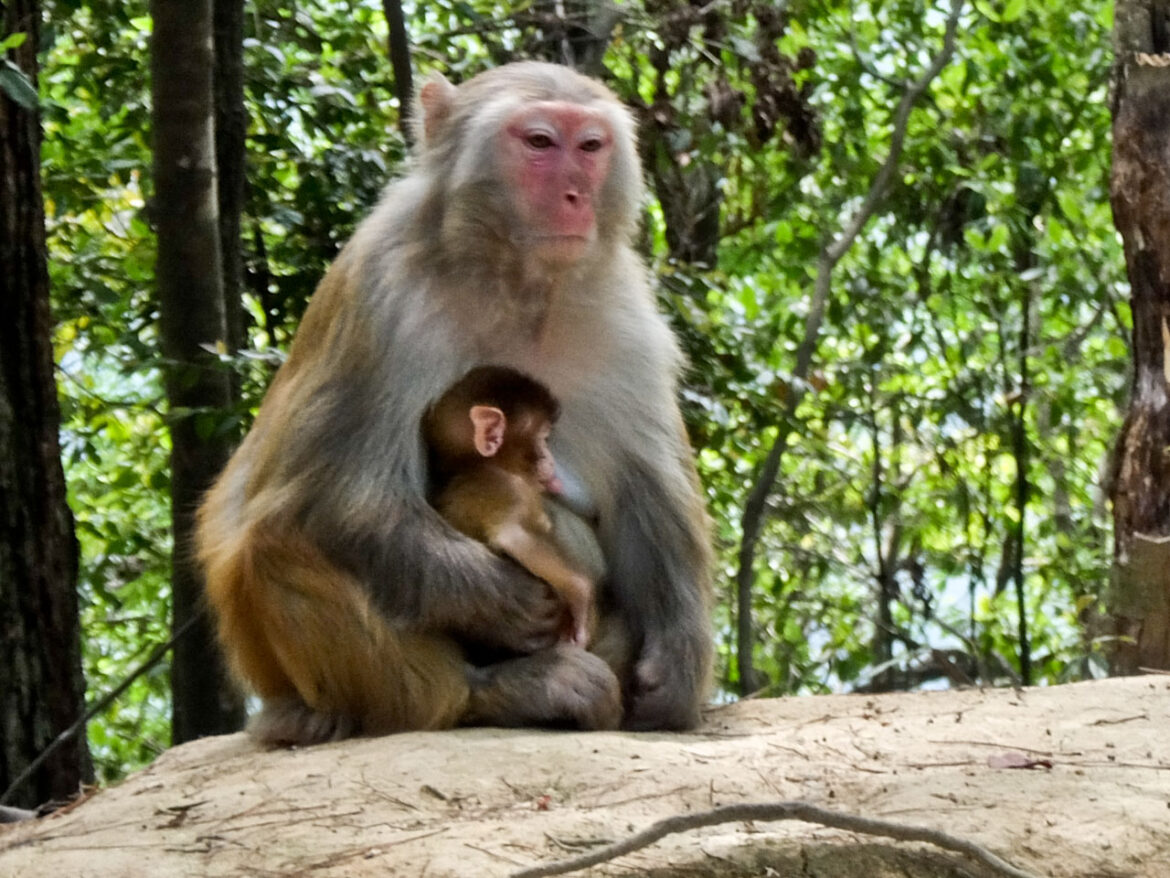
top-left (563, 189), bottom-right (593, 211)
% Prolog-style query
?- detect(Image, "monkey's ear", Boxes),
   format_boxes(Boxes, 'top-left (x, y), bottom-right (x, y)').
top-left (469, 406), bottom-right (507, 457)
top-left (415, 72), bottom-right (458, 149)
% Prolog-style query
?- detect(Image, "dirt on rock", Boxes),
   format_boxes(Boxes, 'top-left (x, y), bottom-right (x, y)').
top-left (2, 676), bottom-right (1168, 877)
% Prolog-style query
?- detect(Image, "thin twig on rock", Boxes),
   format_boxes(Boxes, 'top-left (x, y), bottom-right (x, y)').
top-left (509, 800), bottom-right (1041, 878)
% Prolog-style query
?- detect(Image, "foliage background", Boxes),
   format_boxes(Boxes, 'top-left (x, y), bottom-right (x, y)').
top-left (33, 0), bottom-right (1125, 781)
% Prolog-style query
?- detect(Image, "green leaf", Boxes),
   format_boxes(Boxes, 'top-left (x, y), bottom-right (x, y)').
top-left (992, 223), bottom-right (1013, 251)
top-left (1055, 190), bottom-right (1083, 224)
top-left (0, 59), bottom-right (38, 110)
top-left (1001, 0), bottom-right (1026, 23)
top-left (973, 0), bottom-right (1001, 21)
top-left (0, 32), bottom-right (28, 52)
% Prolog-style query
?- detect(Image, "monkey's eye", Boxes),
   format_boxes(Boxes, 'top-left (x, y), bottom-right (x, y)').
top-left (579, 137), bottom-right (605, 153)
top-left (526, 132), bottom-right (555, 150)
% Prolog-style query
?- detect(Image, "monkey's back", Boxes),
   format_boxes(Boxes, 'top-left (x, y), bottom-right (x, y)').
top-left (434, 464), bottom-right (550, 546)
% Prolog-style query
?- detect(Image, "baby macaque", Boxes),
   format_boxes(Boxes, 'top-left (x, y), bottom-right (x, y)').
top-left (425, 366), bottom-right (596, 646)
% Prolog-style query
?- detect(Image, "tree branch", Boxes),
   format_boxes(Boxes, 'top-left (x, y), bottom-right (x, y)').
top-left (510, 799), bottom-right (1039, 878)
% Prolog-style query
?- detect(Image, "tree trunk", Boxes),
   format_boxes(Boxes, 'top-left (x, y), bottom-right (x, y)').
top-left (0, 0), bottom-right (93, 808)
top-left (381, 0), bottom-right (413, 146)
top-left (213, 0), bottom-right (247, 398)
top-left (533, 0), bottom-right (621, 76)
top-left (151, 0), bottom-right (245, 741)
top-left (1107, 0), bottom-right (1170, 673)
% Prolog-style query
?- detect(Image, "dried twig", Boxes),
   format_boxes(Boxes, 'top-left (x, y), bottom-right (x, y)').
top-left (509, 800), bottom-right (1040, 878)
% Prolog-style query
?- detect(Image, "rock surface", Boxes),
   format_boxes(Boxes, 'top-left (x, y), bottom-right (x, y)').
top-left (2, 676), bottom-right (1168, 877)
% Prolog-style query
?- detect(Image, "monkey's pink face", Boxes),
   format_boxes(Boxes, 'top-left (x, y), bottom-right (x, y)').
top-left (502, 101), bottom-right (614, 265)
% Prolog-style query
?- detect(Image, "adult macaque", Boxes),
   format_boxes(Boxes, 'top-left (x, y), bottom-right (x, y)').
top-left (197, 61), bottom-right (712, 745)
top-left (425, 366), bottom-right (595, 647)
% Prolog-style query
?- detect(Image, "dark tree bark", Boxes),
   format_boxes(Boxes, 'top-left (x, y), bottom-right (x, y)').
top-left (1106, 0), bottom-right (1170, 673)
top-left (646, 147), bottom-right (722, 267)
top-left (381, 0), bottom-right (414, 146)
top-left (1008, 240), bottom-right (1036, 686)
top-left (0, 0), bottom-right (93, 808)
top-left (213, 0), bottom-right (247, 394)
top-left (533, 0), bottom-right (621, 77)
top-left (151, 0), bottom-right (245, 741)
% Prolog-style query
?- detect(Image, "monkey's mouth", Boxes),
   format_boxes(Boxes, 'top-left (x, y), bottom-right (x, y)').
top-left (521, 234), bottom-right (594, 266)
top-left (525, 233), bottom-right (591, 243)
